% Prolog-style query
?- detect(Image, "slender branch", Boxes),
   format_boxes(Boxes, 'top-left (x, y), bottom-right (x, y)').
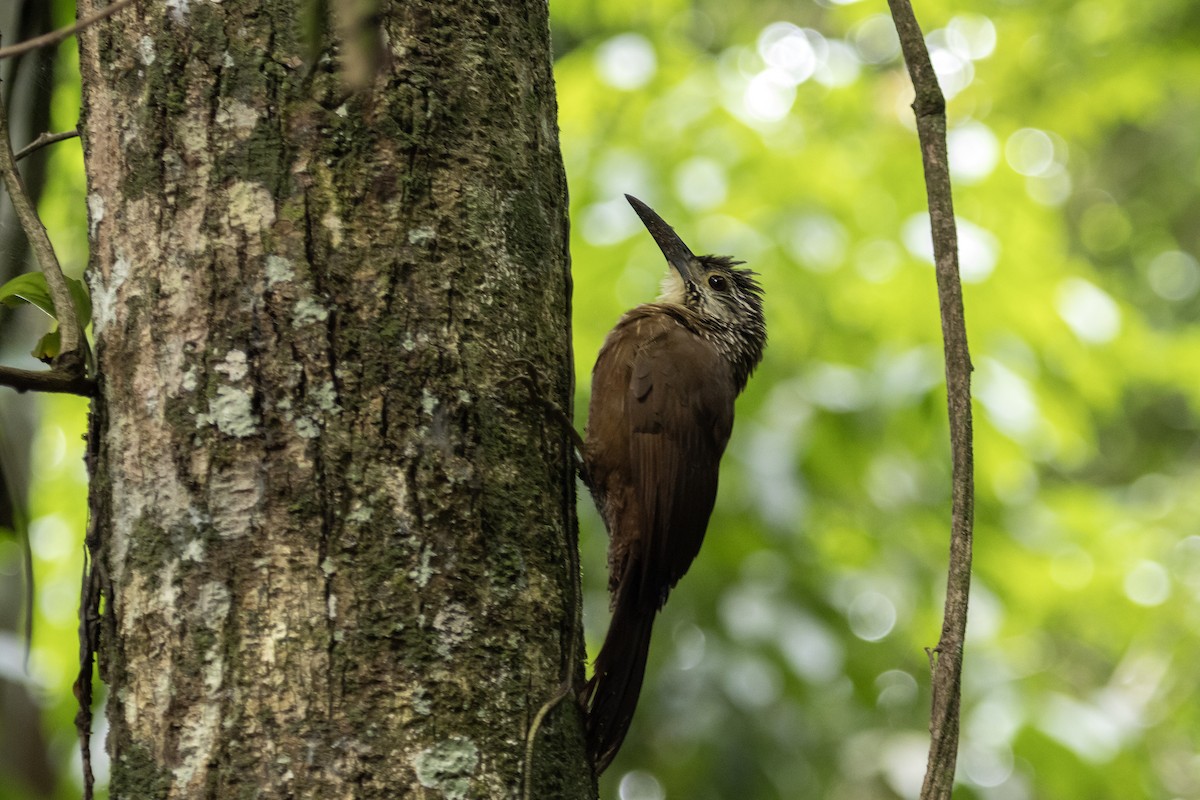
top-left (78, 404), bottom-right (108, 800)
top-left (0, 0), bottom-right (138, 61)
top-left (75, 545), bottom-right (104, 800)
top-left (0, 364), bottom-right (96, 396)
top-left (15, 129), bottom-right (79, 162)
top-left (884, 3), bottom-right (975, 799)
top-left (0, 85), bottom-right (86, 373)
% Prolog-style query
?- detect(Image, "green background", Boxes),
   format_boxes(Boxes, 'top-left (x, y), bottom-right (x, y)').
top-left (4, 0), bottom-right (1200, 797)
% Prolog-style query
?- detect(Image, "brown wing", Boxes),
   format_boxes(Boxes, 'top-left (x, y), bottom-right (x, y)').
top-left (626, 315), bottom-right (734, 608)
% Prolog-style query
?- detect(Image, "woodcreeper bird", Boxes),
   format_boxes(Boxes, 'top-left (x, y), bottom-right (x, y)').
top-left (581, 195), bottom-right (766, 773)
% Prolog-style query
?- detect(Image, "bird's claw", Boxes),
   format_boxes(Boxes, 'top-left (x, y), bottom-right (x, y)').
top-left (500, 359), bottom-right (587, 468)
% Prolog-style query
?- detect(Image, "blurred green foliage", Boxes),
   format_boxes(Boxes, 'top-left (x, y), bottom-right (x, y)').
top-left (0, 0), bottom-right (94, 794)
top-left (4, 0), bottom-right (1200, 798)
top-left (554, 0), bottom-right (1200, 798)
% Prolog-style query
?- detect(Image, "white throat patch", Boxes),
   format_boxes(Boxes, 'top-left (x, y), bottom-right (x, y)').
top-left (656, 268), bottom-right (687, 305)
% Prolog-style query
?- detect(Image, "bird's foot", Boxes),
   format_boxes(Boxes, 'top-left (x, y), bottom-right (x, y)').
top-left (500, 360), bottom-right (588, 476)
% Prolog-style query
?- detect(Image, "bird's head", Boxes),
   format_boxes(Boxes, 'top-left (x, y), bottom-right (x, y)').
top-left (626, 194), bottom-right (766, 380)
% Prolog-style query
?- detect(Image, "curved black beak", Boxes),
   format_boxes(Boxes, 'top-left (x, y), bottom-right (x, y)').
top-left (626, 194), bottom-right (696, 281)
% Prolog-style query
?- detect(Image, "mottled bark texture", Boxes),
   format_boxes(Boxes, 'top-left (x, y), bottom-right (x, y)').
top-left (77, 1), bottom-right (589, 797)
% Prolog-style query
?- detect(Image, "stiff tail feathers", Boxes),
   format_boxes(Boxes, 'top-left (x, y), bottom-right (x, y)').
top-left (581, 588), bottom-right (657, 774)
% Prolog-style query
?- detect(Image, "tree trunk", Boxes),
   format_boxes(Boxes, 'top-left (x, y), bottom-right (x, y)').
top-left (77, 1), bottom-right (589, 797)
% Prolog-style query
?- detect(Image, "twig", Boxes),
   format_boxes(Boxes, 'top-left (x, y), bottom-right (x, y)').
top-left (14, 129), bottom-right (79, 162)
top-left (884, 3), bottom-right (976, 800)
top-left (75, 545), bottom-right (103, 800)
top-left (0, 0), bottom-right (138, 61)
top-left (0, 364), bottom-right (96, 395)
top-left (78, 404), bottom-right (109, 800)
top-left (0, 83), bottom-right (87, 374)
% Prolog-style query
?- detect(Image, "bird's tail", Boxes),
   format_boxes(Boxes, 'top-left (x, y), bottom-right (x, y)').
top-left (581, 585), bottom-right (657, 774)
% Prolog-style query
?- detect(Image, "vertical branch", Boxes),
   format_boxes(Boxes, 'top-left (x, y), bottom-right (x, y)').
top-left (885, 2), bottom-right (976, 799)
top-left (0, 81), bottom-right (85, 372)
top-left (75, 546), bottom-right (101, 800)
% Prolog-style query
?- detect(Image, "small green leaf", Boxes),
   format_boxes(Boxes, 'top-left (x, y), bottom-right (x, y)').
top-left (0, 272), bottom-right (56, 319)
top-left (67, 276), bottom-right (91, 329)
top-left (0, 272), bottom-right (91, 328)
top-left (32, 329), bottom-right (60, 363)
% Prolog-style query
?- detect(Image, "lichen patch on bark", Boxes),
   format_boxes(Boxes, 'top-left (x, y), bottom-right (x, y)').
top-left (413, 738), bottom-right (480, 800)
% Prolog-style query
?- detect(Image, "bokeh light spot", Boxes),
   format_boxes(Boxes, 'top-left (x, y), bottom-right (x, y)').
top-left (780, 613), bottom-right (844, 683)
top-left (673, 157), bottom-right (728, 211)
top-left (1146, 250), bottom-right (1200, 301)
top-left (720, 585), bottom-right (779, 641)
top-left (1040, 694), bottom-right (1121, 762)
top-left (814, 40), bottom-right (861, 87)
top-left (852, 14), bottom-right (900, 64)
top-left (744, 68), bottom-right (797, 122)
top-left (38, 573), bottom-right (80, 625)
top-left (802, 363), bottom-right (869, 412)
top-left (962, 742), bottom-right (1015, 788)
top-left (788, 214), bottom-right (847, 272)
top-left (881, 732), bottom-right (930, 796)
top-left (876, 669), bottom-right (918, 708)
top-left (672, 622), bottom-right (707, 671)
top-left (947, 15), bottom-right (998, 60)
top-left (758, 23), bottom-right (817, 84)
top-left (723, 654), bottom-right (783, 708)
top-left (590, 149), bottom-right (652, 200)
top-left (1005, 128), bottom-right (1056, 176)
top-left (948, 121), bottom-right (999, 183)
top-left (968, 694), bottom-right (1025, 746)
top-left (1056, 278), bottom-right (1121, 343)
top-left (848, 590), bottom-right (897, 641)
top-left (29, 514), bottom-right (73, 561)
top-left (1125, 560), bottom-right (1170, 607)
top-left (582, 198), bottom-right (641, 246)
top-left (619, 770), bottom-right (665, 800)
top-left (976, 359), bottom-right (1038, 439)
top-left (1027, 164), bottom-right (1073, 206)
top-left (595, 33), bottom-right (657, 90)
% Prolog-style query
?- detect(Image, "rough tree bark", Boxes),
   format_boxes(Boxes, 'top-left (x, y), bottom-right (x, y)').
top-left (77, 0), bottom-right (590, 797)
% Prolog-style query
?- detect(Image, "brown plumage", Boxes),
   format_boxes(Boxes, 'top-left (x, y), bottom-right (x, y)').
top-left (580, 196), bottom-right (766, 773)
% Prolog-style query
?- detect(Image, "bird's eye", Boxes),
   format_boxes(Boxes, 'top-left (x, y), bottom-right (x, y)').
top-left (707, 274), bottom-right (728, 292)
